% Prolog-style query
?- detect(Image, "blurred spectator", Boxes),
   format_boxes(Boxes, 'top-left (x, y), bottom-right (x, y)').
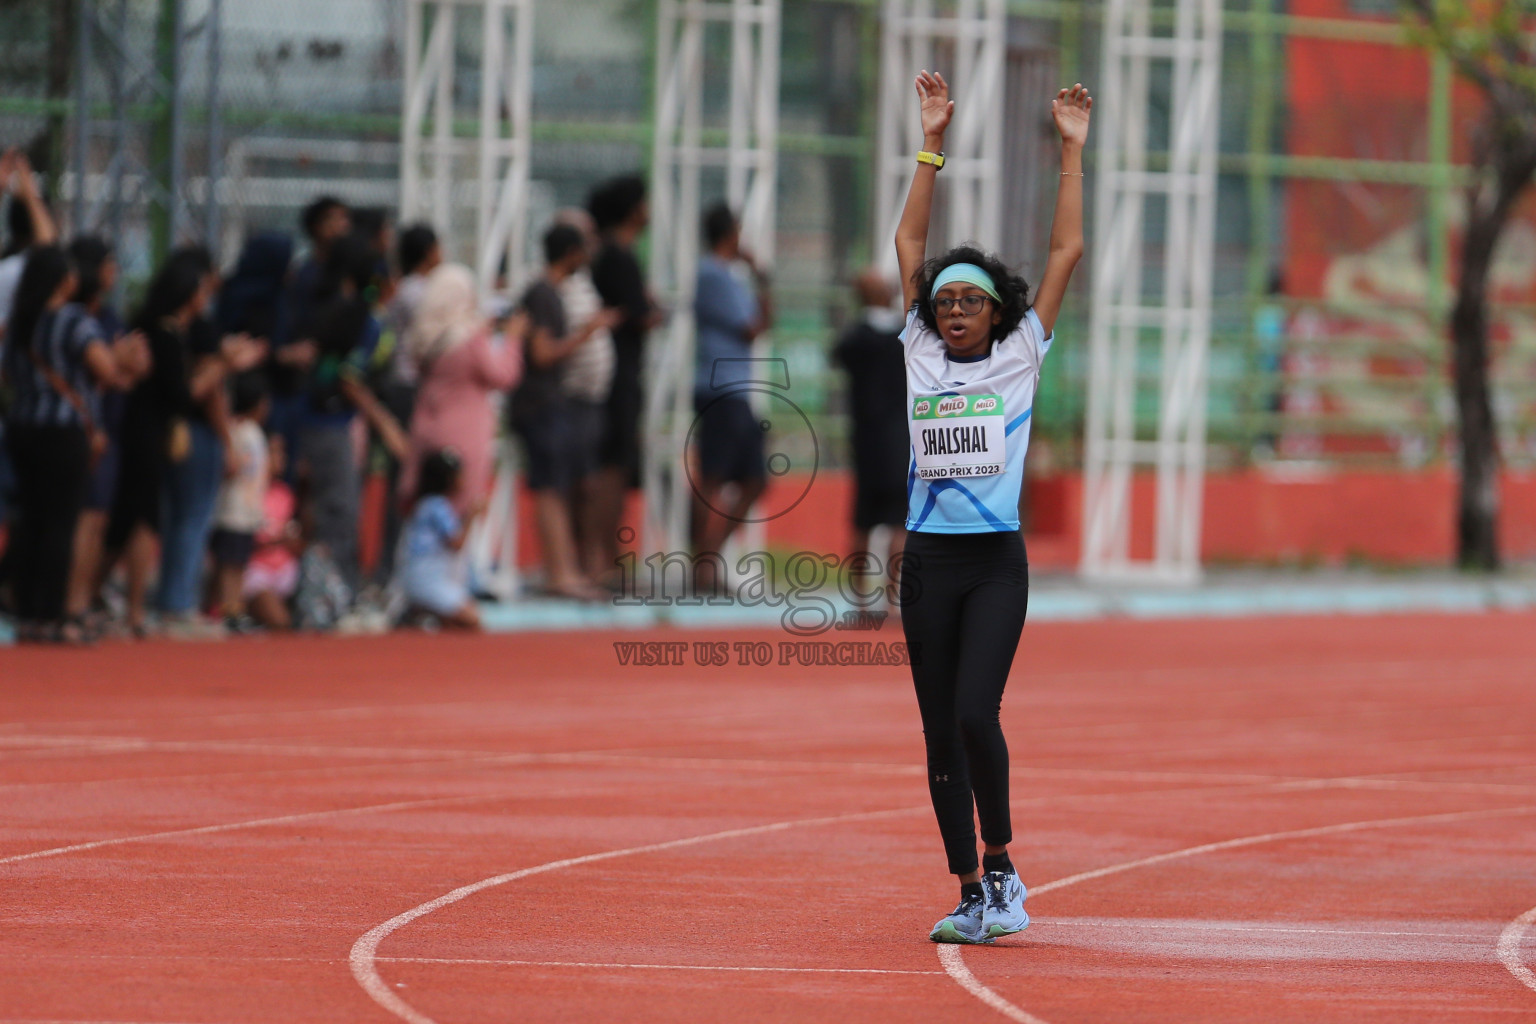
top-left (690, 202), bottom-right (773, 591)
top-left (352, 206), bottom-right (392, 261)
top-left (65, 237), bottom-right (128, 625)
top-left (210, 374), bottom-right (270, 632)
top-left (373, 223), bottom-right (441, 582)
top-left (243, 434), bottom-right (299, 631)
top-left (832, 269), bottom-right (908, 574)
top-left (155, 246), bottom-right (264, 640)
top-left (269, 197), bottom-right (350, 471)
top-left (552, 207), bottom-right (615, 582)
top-left (588, 175), bottom-right (661, 582)
top-left (0, 149), bottom-right (58, 552)
top-left (352, 207), bottom-right (396, 328)
top-left (107, 255), bottom-right (204, 634)
top-left (292, 196), bottom-right (351, 332)
top-left (510, 223), bottom-right (619, 600)
top-left (3, 245), bottom-right (148, 643)
top-left (0, 149), bottom-right (57, 328)
top-left (400, 448), bottom-right (483, 630)
top-left (387, 225), bottom-right (442, 389)
top-left (217, 232), bottom-right (293, 353)
top-left (299, 232), bottom-right (407, 596)
top-left (399, 263), bottom-right (522, 519)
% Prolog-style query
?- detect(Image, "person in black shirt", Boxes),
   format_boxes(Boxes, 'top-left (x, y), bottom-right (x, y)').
top-left (158, 247), bottom-right (266, 637)
top-left (107, 250), bottom-right (263, 637)
top-left (3, 245), bottom-right (147, 642)
top-left (587, 175), bottom-right (661, 581)
top-left (832, 269), bottom-right (909, 573)
top-left (217, 232), bottom-right (293, 353)
top-left (269, 197), bottom-right (350, 478)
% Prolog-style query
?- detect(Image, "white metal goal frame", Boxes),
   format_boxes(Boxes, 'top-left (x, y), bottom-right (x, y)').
top-left (400, 0), bottom-right (534, 298)
top-left (872, 0), bottom-right (1007, 281)
top-left (400, 0), bottom-right (533, 600)
top-left (643, 0), bottom-right (781, 560)
top-left (1079, 0), bottom-right (1222, 585)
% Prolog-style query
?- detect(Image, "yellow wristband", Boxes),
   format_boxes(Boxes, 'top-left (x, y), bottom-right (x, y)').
top-left (916, 150), bottom-right (945, 170)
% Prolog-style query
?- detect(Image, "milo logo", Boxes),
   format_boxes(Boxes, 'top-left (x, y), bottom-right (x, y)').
top-left (973, 396), bottom-right (998, 413)
top-left (913, 399), bottom-right (932, 417)
top-left (936, 396), bottom-right (968, 417)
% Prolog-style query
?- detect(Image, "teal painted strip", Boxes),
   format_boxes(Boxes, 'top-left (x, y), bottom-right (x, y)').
top-left (4, 577), bottom-right (1532, 645)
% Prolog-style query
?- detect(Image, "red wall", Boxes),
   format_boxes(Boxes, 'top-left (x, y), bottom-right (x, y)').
top-left (363, 465), bottom-right (1536, 577)
top-left (531, 469), bottom-right (1536, 571)
top-left (1033, 469), bottom-right (1536, 568)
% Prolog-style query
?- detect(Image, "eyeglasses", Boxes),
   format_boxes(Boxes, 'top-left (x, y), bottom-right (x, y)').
top-left (933, 294), bottom-right (991, 315)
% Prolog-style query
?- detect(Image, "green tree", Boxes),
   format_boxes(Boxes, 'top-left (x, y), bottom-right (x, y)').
top-left (1405, 0), bottom-right (1536, 569)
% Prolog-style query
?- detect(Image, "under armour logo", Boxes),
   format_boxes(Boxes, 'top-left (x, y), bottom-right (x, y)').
top-left (933, 773), bottom-right (949, 782)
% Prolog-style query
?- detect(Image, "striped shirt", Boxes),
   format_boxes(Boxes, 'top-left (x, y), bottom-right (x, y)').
top-left (6, 303), bottom-right (106, 428)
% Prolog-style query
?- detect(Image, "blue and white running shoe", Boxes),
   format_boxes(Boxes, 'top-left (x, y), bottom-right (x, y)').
top-left (982, 870), bottom-right (1029, 938)
top-left (929, 891), bottom-right (987, 944)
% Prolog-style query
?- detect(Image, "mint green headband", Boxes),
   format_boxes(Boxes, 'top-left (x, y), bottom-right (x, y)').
top-left (930, 263), bottom-right (1001, 304)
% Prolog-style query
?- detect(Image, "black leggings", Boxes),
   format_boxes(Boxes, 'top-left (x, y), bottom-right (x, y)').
top-left (900, 530), bottom-right (1029, 876)
top-left (4, 423), bottom-right (91, 623)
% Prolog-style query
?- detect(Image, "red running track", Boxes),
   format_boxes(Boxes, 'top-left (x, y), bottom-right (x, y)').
top-left (2, 612), bottom-right (1535, 1023)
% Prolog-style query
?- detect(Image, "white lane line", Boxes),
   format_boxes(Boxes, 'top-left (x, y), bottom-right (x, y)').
top-left (940, 803), bottom-right (1536, 1022)
top-left (11, 731), bottom-right (1536, 799)
top-left (0, 1020), bottom-right (228, 1024)
top-left (1030, 803), bottom-right (1536, 896)
top-left (0, 734), bottom-right (526, 761)
top-left (0, 756), bottom-right (1354, 873)
top-left (1039, 917), bottom-right (1495, 941)
top-left (1498, 905), bottom-right (1536, 993)
top-left (934, 947), bottom-right (1051, 1024)
top-left (0, 788), bottom-right (601, 868)
top-left (378, 956), bottom-right (940, 976)
top-left (348, 805), bottom-right (928, 1024)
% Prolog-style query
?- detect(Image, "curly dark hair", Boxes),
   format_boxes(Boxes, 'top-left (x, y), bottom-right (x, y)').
top-left (418, 448), bottom-right (463, 501)
top-left (910, 245), bottom-right (1030, 342)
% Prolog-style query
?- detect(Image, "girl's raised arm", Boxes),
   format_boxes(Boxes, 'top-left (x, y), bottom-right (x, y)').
top-left (895, 70), bottom-right (953, 312)
top-left (1030, 84), bottom-right (1092, 336)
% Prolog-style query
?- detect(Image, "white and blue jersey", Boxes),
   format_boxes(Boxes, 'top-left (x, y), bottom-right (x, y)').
top-left (902, 306), bottom-right (1053, 533)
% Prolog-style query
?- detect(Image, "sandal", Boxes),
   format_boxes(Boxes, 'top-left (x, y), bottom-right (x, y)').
top-left (42, 617), bottom-right (95, 647)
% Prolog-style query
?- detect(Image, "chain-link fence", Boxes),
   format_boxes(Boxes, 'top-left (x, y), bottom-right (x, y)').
top-left (2, 0), bottom-right (1532, 475)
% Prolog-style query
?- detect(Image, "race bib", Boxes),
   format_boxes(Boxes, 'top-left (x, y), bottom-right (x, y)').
top-left (910, 393), bottom-right (1006, 480)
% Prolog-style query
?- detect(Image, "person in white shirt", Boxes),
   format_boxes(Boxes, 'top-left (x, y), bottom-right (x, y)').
top-left (209, 376), bottom-right (272, 631)
top-left (893, 71), bottom-right (1091, 945)
top-left (551, 208), bottom-right (616, 582)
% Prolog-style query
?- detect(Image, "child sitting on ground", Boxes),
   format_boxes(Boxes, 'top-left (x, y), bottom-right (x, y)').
top-left (242, 434), bottom-right (301, 630)
top-left (400, 448), bottom-right (483, 630)
top-left (210, 375), bottom-right (270, 632)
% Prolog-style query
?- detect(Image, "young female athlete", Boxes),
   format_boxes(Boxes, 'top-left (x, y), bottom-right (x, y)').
top-left (894, 70), bottom-right (1091, 943)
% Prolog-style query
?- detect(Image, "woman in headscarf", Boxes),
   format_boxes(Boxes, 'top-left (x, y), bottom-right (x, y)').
top-left (398, 263), bottom-right (525, 517)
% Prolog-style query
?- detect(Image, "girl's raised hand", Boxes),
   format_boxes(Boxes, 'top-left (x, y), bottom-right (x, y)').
top-left (1052, 83), bottom-right (1093, 147)
top-left (916, 70), bottom-right (953, 139)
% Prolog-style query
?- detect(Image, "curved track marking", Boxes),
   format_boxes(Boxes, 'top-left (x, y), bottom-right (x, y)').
top-left (935, 946), bottom-right (1051, 1024)
top-left (1498, 906), bottom-right (1536, 993)
top-left (1029, 803), bottom-right (1536, 897)
top-left (940, 803), bottom-right (1536, 1021)
top-left (349, 806), bottom-right (927, 1024)
top-left (345, 779), bottom-right (1318, 1022)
